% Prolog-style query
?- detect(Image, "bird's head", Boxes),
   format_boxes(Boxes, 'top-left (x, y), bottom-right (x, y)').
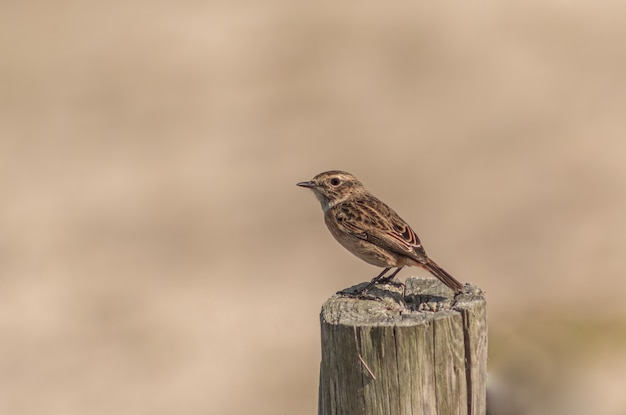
top-left (297, 170), bottom-right (366, 211)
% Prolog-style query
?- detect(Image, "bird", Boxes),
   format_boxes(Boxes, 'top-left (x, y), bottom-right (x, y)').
top-left (297, 170), bottom-right (464, 296)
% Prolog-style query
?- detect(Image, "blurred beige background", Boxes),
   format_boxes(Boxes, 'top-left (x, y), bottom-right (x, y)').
top-left (2, 1), bottom-right (626, 414)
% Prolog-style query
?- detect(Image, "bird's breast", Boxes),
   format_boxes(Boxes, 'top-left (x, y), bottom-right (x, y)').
top-left (323, 211), bottom-right (401, 267)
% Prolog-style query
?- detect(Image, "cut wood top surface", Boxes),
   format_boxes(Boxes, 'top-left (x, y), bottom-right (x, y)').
top-left (321, 277), bottom-right (486, 327)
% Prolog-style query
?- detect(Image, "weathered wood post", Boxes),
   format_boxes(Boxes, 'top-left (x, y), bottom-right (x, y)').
top-left (318, 277), bottom-right (487, 415)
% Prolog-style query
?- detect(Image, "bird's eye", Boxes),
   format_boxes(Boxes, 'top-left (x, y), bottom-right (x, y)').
top-left (330, 178), bottom-right (340, 186)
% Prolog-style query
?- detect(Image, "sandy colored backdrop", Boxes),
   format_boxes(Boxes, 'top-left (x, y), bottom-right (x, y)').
top-left (1, 1), bottom-right (626, 414)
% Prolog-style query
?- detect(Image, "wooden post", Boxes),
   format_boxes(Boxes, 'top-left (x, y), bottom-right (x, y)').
top-left (318, 277), bottom-right (487, 415)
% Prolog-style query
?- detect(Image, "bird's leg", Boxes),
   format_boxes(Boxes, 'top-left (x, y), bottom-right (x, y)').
top-left (378, 267), bottom-right (404, 286)
top-left (339, 268), bottom-right (391, 297)
top-left (357, 267), bottom-right (399, 294)
top-left (378, 267), bottom-right (408, 300)
top-left (339, 267), bottom-right (404, 300)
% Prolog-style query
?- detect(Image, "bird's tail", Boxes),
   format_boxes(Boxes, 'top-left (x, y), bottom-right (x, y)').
top-left (423, 258), bottom-right (464, 293)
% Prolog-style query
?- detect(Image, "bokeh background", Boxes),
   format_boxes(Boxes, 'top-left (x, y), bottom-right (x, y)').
top-left (2, 1), bottom-right (626, 414)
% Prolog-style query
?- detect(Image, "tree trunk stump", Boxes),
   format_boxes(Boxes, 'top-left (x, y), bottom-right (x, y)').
top-left (318, 276), bottom-right (487, 415)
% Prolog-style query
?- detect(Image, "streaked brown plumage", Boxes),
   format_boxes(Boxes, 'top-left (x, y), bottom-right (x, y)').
top-left (297, 170), bottom-right (464, 294)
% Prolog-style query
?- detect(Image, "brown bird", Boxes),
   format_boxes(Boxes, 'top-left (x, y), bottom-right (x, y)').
top-left (297, 170), bottom-right (464, 295)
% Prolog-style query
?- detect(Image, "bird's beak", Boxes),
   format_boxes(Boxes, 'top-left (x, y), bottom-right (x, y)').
top-left (297, 181), bottom-right (315, 188)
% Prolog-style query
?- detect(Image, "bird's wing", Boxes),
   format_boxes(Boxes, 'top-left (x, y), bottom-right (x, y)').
top-left (333, 197), bottom-right (428, 262)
